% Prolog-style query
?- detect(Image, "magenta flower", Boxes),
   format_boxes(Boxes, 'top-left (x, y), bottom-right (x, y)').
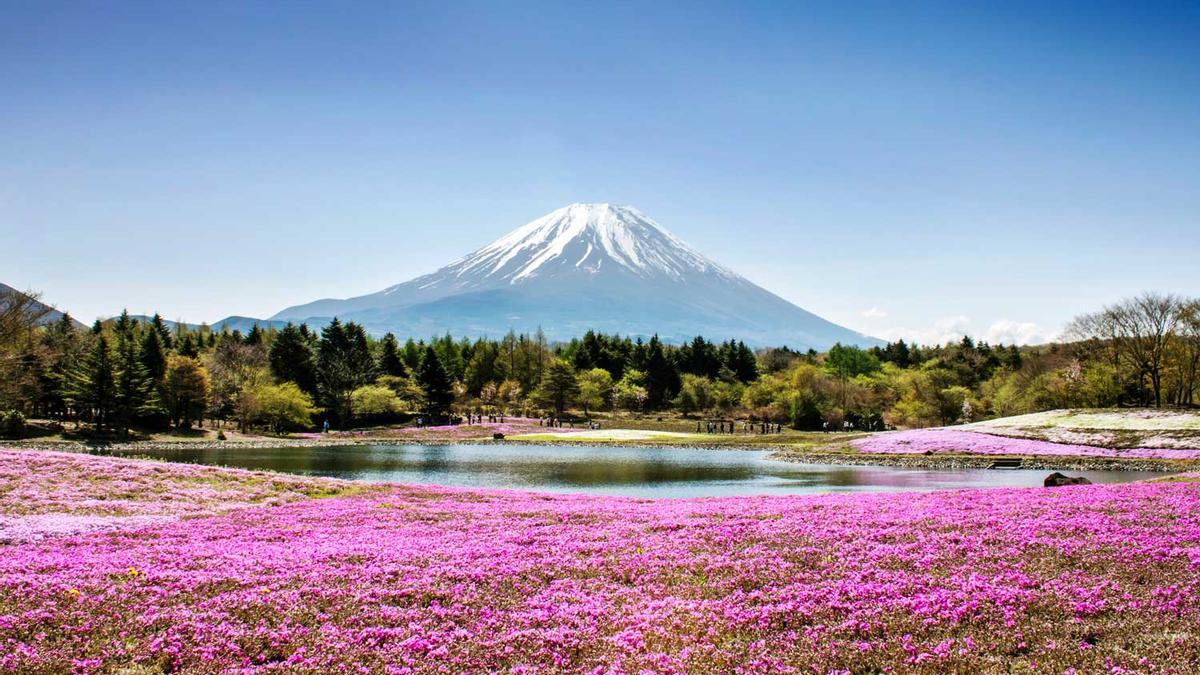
top-left (1, 448), bottom-right (1198, 672)
top-left (852, 428), bottom-right (1200, 459)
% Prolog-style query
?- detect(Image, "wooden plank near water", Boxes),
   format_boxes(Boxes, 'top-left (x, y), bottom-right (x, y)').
top-left (989, 458), bottom-right (1023, 469)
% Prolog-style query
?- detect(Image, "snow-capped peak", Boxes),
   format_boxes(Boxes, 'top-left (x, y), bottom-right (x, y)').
top-left (437, 203), bottom-right (738, 285)
top-left (271, 202), bottom-right (883, 350)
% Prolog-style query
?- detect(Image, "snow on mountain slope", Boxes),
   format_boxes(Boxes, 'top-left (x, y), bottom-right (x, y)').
top-left (423, 203), bottom-right (738, 285)
top-left (271, 204), bottom-right (880, 349)
top-left (369, 203), bottom-right (742, 305)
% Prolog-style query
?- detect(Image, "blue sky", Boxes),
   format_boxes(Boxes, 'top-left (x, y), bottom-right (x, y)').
top-left (2, 1), bottom-right (1197, 344)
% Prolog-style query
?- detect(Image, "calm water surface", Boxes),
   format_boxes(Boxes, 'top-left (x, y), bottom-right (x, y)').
top-left (106, 444), bottom-right (1162, 498)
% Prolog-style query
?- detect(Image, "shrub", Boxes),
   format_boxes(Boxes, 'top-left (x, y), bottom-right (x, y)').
top-left (350, 384), bottom-right (403, 421)
top-left (252, 382), bottom-right (318, 433)
top-left (0, 410), bottom-right (26, 439)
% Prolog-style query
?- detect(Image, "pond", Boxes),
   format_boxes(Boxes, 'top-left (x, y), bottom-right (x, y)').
top-left (104, 444), bottom-right (1163, 498)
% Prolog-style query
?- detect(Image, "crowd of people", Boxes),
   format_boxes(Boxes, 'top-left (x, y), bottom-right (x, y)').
top-left (697, 420), bottom-right (782, 434)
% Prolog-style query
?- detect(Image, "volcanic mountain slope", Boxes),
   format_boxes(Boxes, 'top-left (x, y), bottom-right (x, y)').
top-left (271, 203), bottom-right (880, 349)
top-left (0, 282), bottom-right (83, 328)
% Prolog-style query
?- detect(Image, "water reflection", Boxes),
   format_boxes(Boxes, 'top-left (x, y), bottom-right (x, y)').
top-left (99, 444), bottom-right (1162, 499)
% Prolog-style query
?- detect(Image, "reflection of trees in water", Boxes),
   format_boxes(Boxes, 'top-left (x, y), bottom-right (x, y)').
top-left (539, 461), bottom-right (756, 486)
top-left (90, 445), bottom-right (1162, 494)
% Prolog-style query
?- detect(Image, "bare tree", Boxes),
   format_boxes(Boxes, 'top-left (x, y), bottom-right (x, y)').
top-left (0, 288), bottom-right (53, 410)
top-left (0, 288), bottom-right (51, 361)
top-left (1175, 300), bottom-right (1200, 406)
top-left (1067, 292), bottom-right (1184, 407)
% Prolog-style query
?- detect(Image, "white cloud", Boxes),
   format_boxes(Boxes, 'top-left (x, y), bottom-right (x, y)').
top-left (860, 306), bottom-right (887, 319)
top-left (876, 315), bottom-right (971, 346)
top-left (984, 320), bottom-right (1051, 346)
top-left (873, 316), bottom-right (1052, 346)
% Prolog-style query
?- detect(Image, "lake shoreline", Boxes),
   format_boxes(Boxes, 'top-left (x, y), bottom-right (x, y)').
top-left (3, 436), bottom-right (1190, 473)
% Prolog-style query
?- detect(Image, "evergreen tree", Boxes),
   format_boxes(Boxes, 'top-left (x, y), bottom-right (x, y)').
top-left (270, 323), bottom-right (317, 394)
top-left (643, 336), bottom-right (680, 409)
top-left (463, 339), bottom-right (499, 395)
top-left (139, 328), bottom-right (167, 383)
top-left (1008, 344), bottom-right (1023, 369)
top-left (432, 333), bottom-right (465, 380)
top-left (571, 330), bottom-right (600, 371)
top-left (39, 313), bottom-right (84, 419)
top-left (346, 322), bottom-right (374, 378)
top-left (244, 324), bottom-right (264, 346)
top-left (178, 333), bottom-right (199, 358)
top-left (680, 336), bottom-right (721, 378)
top-left (722, 340), bottom-right (758, 382)
top-left (416, 346), bottom-right (454, 420)
top-left (137, 328), bottom-right (169, 424)
top-left (315, 319), bottom-right (373, 422)
top-left (113, 324), bottom-right (150, 435)
top-left (402, 338), bottom-right (423, 372)
top-left (69, 335), bottom-right (116, 432)
top-left (535, 358), bottom-right (578, 415)
top-left (150, 313), bottom-right (174, 350)
top-left (377, 333), bottom-right (407, 377)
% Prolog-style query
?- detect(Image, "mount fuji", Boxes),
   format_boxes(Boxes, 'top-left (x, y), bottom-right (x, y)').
top-left (271, 203), bottom-right (880, 349)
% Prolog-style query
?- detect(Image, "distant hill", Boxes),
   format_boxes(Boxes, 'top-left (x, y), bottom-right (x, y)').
top-left (128, 314), bottom-right (290, 334)
top-left (0, 282), bottom-right (84, 328)
top-left (272, 203), bottom-right (882, 349)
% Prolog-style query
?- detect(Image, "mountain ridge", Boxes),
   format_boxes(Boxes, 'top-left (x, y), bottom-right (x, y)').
top-left (0, 282), bottom-right (84, 328)
top-left (270, 203), bottom-right (881, 349)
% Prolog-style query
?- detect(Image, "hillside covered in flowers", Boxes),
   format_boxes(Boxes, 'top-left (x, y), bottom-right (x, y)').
top-left (2, 449), bottom-right (1199, 672)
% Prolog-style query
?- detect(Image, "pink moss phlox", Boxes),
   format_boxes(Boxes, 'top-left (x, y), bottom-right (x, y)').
top-left (2, 449), bottom-right (1200, 671)
top-left (853, 428), bottom-right (1200, 459)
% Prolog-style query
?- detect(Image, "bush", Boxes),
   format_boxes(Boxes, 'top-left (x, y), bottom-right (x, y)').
top-left (350, 384), bottom-right (403, 420)
top-left (0, 410), bottom-right (27, 439)
top-left (252, 382), bottom-right (318, 433)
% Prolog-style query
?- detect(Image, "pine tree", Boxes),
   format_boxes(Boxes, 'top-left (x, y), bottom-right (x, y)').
top-left (150, 313), bottom-right (173, 350)
top-left (402, 338), bottom-right (422, 371)
top-left (432, 333), bottom-right (464, 380)
top-left (346, 322), bottom-right (375, 378)
top-left (378, 333), bottom-right (407, 377)
top-left (244, 324), bottom-right (264, 346)
top-left (138, 328), bottom-right (169, 424)
top-left (139, 328), bottom-right (167, 383)
top-left (463, 339), bottom-right (498, 395)
top-left (38, 313), bottom-right (84, 420)
top-left (416, 346), bottom-right (454, 420)
top-left (112, 319), bottom-right (150, 435)
top-left (732, 341), bottom-right (759, 382)
top-left (178, 333), bottom-right (199, 358)
top-left (269, 323), bottom-right (317, 394)
top-left (643, 336), bottom-right (680, 409)
top-left (1008, 344), bottom-right (1023, 369)
top-left (315, 319), bottom-right (373, 422)
top-left (69, 335), bottom-right (116, 432)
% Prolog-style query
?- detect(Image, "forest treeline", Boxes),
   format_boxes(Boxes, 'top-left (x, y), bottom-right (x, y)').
top-left (0, 289), bottom-right (1196, 438)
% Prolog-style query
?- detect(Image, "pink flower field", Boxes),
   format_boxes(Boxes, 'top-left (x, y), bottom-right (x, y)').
top-left (0, 449), bottom-right (360, 544)
top-left (3, 450), bottom-right (1200, 672)
top-left (853, 428), bottom-right (1200, 460)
